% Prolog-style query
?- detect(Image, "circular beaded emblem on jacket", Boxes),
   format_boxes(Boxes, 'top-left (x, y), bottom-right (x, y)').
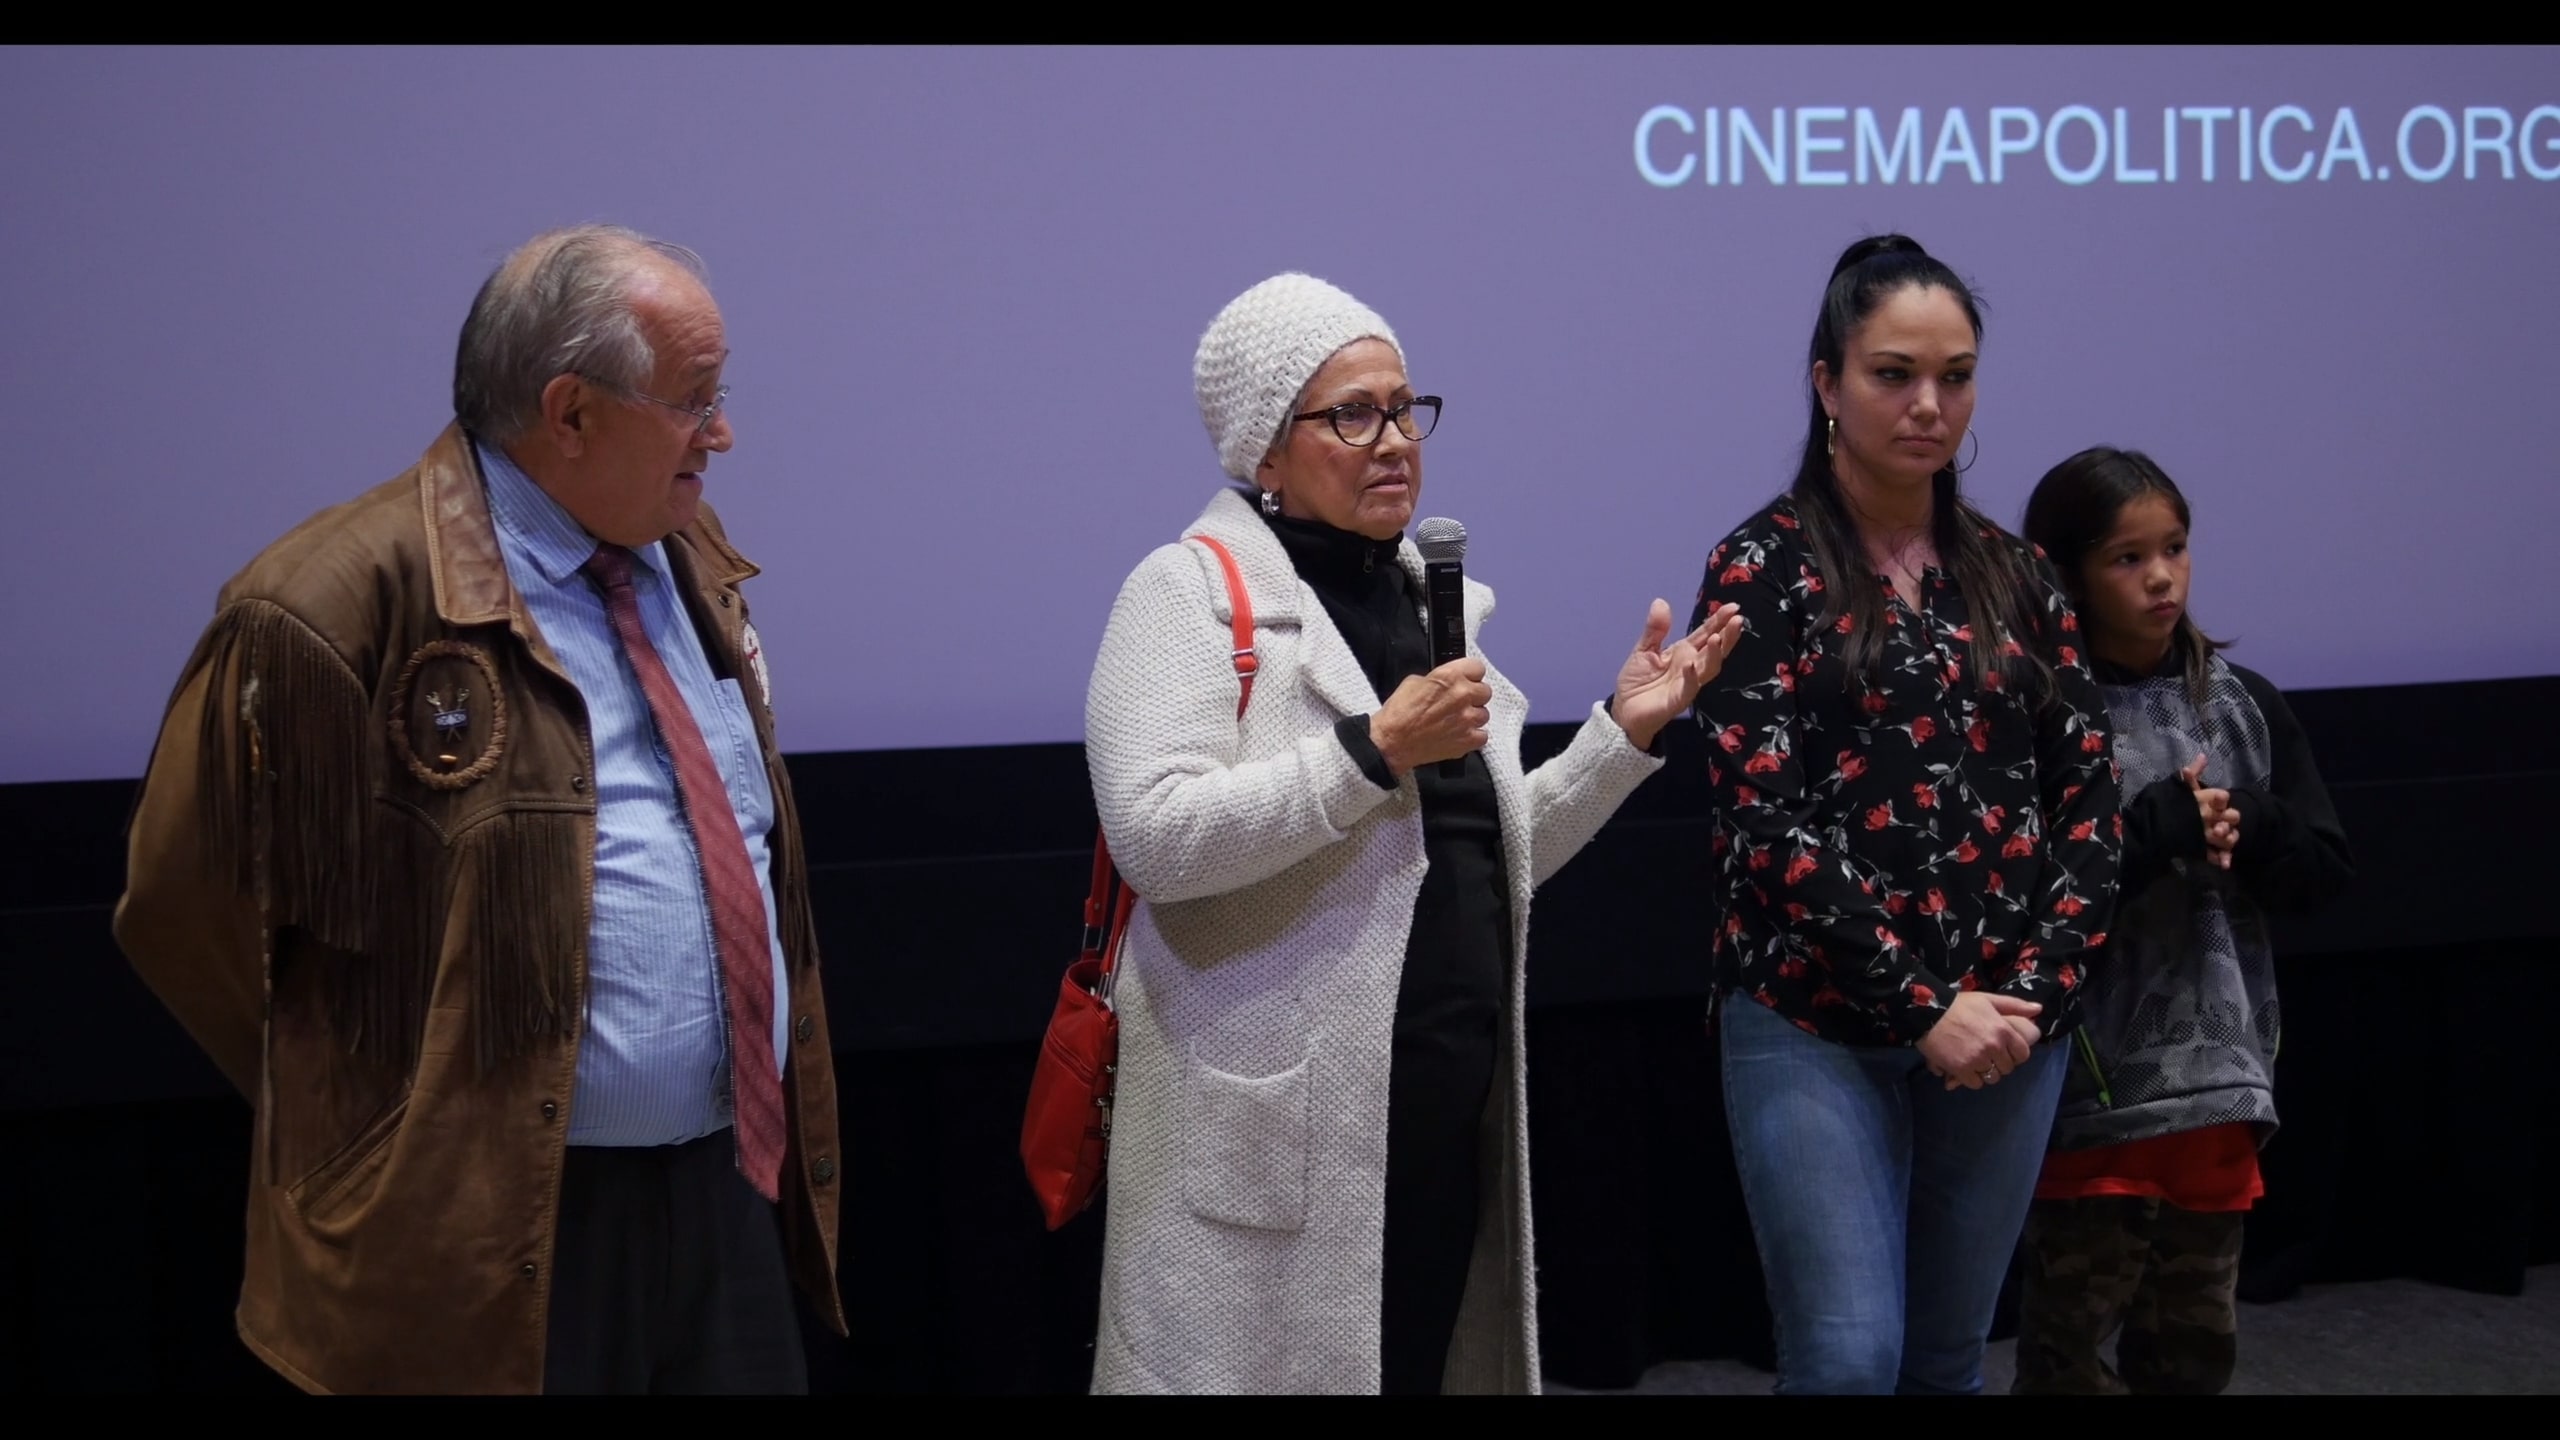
top-left (387, 639), bottom-right (509, 789)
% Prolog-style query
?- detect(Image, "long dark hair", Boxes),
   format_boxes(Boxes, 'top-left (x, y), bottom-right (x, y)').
top-left (2021, 446), bottom-right (2232, 710)
top-left (1791, 235), bottom-right (2053, 702)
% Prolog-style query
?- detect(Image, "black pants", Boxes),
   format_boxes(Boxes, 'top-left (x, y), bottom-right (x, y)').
top-left (1379, 1028), bottom-right (1496, 1395)
top-left (542, 1130), bottom-right (808, 1394)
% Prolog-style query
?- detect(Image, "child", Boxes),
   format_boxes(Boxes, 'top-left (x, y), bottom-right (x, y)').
top-left (2011, 447), bottom-right (2355, 1395)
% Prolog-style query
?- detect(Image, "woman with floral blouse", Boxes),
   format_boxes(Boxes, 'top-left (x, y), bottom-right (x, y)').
top-left (1684, 234), bottom-right (2123, 1396)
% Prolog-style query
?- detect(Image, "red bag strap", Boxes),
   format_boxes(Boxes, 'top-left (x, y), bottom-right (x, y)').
top-left (1187, 533), bottom-right (1258, 719)
top-left (1080, 833), bottom-right (1117, 958)
top-left (1089, 533), bottom-right (1258, 990)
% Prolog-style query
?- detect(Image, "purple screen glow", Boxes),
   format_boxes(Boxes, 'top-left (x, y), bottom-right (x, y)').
top-left (3, 46), bottom-right (2553, 782)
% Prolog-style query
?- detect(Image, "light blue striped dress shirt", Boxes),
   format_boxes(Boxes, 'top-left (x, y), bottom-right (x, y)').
top-left (478, 443), bottom-right (790, 1148)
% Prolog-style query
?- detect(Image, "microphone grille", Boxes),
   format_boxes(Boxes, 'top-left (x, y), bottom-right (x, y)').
top-left (1415, 516), bottom-right (1467, 564)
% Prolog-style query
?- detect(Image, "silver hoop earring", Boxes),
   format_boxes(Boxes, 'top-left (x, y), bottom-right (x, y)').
top-left (1259, 487), bottom-right (1282, 517)
top-left (1955, 428), bottom-right (1980, 474)
top-left (1825, 417), bottom-right (1836, 457)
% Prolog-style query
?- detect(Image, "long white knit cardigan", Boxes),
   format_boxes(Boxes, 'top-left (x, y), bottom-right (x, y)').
top-left (1082, 487), bottom-right (1664, 1394)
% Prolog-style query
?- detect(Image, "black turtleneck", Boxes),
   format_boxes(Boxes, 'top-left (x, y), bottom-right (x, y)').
top-left (1263, 506), bottom-right (1510, 1393)
top-left (1262, 509), bottom-right (1512, 1048)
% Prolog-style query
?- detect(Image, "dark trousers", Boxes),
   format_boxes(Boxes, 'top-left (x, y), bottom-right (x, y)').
top-left (2012, 1195), bottom-right (2246, 1395)
top-left (1379, 1029), bottom-right (1495, 1395)
top-left (542, 1130), bottom-right (808, 1394)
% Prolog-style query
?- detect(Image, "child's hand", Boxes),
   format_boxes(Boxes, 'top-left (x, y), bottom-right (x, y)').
top-left (2181, 753), bottom-right (2239, 869)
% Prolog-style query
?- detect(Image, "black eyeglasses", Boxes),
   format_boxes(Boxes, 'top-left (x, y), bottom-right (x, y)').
top-left (1289, 396), bottom-right (1442, 448)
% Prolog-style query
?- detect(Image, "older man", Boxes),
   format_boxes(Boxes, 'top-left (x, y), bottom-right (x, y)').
top-left (114, 225), bottom-right (843, 1395)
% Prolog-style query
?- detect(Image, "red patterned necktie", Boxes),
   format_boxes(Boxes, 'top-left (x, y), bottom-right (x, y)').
top-left (583, 543), bottom-right (786, 1203)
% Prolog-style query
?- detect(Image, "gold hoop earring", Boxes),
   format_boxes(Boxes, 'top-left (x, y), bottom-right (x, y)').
top-left (1825, 416), bottom-right (1836, 457)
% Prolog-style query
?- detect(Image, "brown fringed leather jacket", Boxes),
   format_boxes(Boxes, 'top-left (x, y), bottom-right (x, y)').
top-left (113, 424), bottom-right (845, 1394)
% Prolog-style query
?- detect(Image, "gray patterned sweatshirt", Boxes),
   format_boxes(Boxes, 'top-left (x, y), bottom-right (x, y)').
top-left (2052, 645), bottom-right (2355, 1152)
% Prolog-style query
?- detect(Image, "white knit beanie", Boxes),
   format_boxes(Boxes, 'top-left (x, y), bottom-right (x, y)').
top-left (1194, 272), bottom-right (1403, 482)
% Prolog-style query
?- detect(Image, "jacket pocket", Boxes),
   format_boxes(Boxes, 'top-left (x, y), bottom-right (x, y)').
top-left (1180, 1046), bottom-right (1313, 1234)
top-left (286, 1091), bottom-right (409, 1229)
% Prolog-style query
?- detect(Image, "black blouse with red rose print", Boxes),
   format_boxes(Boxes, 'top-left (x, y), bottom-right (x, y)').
top-left (1686, 498), bottom-right (2124, 1049)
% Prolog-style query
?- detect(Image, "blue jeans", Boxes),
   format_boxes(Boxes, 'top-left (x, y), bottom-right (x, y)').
top-left (1719, 990), bottom-right (2066, 1395)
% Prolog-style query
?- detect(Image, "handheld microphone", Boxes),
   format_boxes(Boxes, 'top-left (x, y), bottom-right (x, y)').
top-left (1414, 516), bottom-right (1469, 779)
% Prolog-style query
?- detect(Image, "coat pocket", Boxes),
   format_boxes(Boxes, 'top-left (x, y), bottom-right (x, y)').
top-left (286, 1091), bottom-right (409, 1230)
top-left (1180, 1046), bottom-right (1313, 1234)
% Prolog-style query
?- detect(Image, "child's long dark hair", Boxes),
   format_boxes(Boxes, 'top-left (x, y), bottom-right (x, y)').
top-left (2021, 446), bottom-right (2232, 710)
top-left (1791, 235), bottom-right (2052, 702)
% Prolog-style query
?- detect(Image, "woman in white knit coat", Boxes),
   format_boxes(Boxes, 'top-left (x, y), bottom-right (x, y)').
top-left (1082, 273), bottom-right (1741, 1394)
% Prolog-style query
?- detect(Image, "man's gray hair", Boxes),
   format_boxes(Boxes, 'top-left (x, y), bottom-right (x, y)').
top-left (451, 225), bottom-right (707, 442)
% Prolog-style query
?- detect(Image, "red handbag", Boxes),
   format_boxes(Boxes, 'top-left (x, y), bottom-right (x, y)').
top-left (1023, 533), bottom-right (1258, 1230)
